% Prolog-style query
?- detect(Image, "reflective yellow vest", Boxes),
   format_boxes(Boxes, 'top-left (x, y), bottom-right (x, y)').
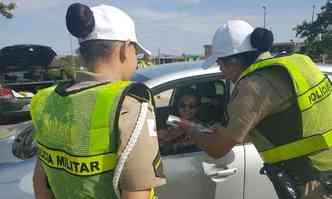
top-left (138, 60), bottom-right (147, 69)
top-left (31, 81), bottom-right (156, 199)
top-left (239, 54), bottom-right (332, 171)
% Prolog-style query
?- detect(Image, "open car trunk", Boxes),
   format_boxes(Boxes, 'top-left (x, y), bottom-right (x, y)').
top-left (0, 45), bottom-right (58, 124)
top-left (0, 44), bottom-right (56, 72)
top-left (0, 44), bottom-right (58, 93)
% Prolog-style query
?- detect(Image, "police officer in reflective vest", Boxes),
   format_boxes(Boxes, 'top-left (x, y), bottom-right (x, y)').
top-left (137, 54), bottom-right (152, 69)
top-left (32, 3), bottom-right (166, 199)
top-left (182, 20), bottom-right (332, 199)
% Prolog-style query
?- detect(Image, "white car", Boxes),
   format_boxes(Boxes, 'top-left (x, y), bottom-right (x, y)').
top-left (1, 60), bottom-right (332, 199)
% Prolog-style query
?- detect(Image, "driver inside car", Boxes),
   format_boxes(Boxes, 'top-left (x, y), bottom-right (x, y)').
top-left (158, 88), bottom-right (207, 154)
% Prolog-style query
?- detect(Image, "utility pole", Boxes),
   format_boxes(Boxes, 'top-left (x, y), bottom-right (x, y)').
top-left (312, 4), bottom-right (316, 23)
top-left (158, 48), bottom-right (161, 65)
top-left (262, 6), bottom-right (267, 28)
top-left (69, 33), bottom-right (74, 66)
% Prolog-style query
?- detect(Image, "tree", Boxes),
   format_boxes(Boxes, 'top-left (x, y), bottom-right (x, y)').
top-left (295, 0), bottom-right (332, 62)
top-left (0, 2), bottom-right (16, 18)
top-left (51, 55), bottom-right (80, 79)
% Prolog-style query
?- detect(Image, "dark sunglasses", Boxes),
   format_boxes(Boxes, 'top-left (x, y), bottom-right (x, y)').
top-left (179, 102), bottom-right (198, 109)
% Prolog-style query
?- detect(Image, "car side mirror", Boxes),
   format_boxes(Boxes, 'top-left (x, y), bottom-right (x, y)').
top-left (12, 122), bottom-right (37, 160)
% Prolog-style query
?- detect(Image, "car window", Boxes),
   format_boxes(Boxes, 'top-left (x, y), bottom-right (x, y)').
top-left (154, 89), bottom-right (173, 108)
top-left (155, 79), bottom-right (228, 156)
top-left (215, 80), bottom-right (225, 95)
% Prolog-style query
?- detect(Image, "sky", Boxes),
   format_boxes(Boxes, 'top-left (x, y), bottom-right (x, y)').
top-left (0, 0), bottom-right (328, 56)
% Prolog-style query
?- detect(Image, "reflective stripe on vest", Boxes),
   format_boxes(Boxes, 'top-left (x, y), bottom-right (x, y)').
top-left (261, 128), bottom-right (332, 164)
top-left (37, 142), bottom-right (117, 176)
top-left (239, 54), bottom-right (332, 164)
top-left (298, 77), bottom-right (332, 111)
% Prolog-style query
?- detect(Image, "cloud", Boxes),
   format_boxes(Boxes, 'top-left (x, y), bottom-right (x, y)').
top-left (7, 0), bottom-right (66, 13)
top-left (129, 8), bottom-right (261, 55)
top-left (130, 7), bottom-right (261, 36)
top-left (1, 0), bottom-right (323, 56)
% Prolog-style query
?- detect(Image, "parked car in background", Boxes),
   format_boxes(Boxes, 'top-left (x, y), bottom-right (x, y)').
top-left (1, 59), bottom-right (332, 199)
top-left (0, 45), bottom-right (58, 196)
top-left (0, 44), bottom-right (59, 124)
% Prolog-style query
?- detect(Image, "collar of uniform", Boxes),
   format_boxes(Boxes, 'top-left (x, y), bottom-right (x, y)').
top-left (234, 51), bottom-right (273, 84)
top-left (256, 51), bottom-right (272, 61)
top-left (76, 71), bottom-right (116, 83)
top-left (60, 71), bottom-right (116, 94)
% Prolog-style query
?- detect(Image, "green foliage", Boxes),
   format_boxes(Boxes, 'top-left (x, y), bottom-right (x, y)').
top-left (50, 55), bottom-right (80, 79)
top-left (52, 55), bottom-right (79, 68)
top-left (47, 69), bottom-right (64, 80)
top-left (295, 0), bottom-right (332, 61)
top-left (0, 2), bottom-right (16, 18)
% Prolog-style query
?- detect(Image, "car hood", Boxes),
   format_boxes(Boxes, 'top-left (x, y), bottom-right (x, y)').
top-left (0, 45), bottom-right (57, 72)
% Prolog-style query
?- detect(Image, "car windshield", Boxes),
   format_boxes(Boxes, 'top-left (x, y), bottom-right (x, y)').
top-left (131, 72), bottom-right (150, 83)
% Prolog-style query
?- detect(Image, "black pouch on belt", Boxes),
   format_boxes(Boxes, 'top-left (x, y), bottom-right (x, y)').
top-left (321, 175), bottom-right (332, 194)
top-left (260, 163), bottom-right (300, 199)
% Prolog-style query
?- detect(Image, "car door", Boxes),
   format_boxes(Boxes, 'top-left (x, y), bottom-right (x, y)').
top-left (152, 76), bottom-right (245, 199)
top-left (243, 143), bottom-right (278, 199)
top-left (226, 78), bottom-right (278, 199)
top-left (0, 121), bottom-right (36, 199)
top-left (158, 147), bottom-right (245, 199)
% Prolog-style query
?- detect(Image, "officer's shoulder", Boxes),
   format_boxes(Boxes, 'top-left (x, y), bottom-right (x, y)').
top-left (240, 66), bottom-right (292, 94)
top-left (246, 66), bottom-right (290, 84)
top-left (239, 71), bottom-right (269, 89)
top-left (121, 82), bottom-right (151, 108)
top-left (125, 82), bottom-right (151, 103)
top-left (122, 94), bottom-right (141, 108)
top-left (121, 94), bottom-right (154, 115)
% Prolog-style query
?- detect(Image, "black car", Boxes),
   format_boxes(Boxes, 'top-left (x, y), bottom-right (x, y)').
top-left (0, 44), bottom-right (58, 124)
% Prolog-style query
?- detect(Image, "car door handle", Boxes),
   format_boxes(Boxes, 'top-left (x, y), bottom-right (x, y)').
top-left (210, 168), bottom-right (238, 183)
top-left (214, 168), bottom-right (237, 177)
top-left (202, 162), bottom-right (237, 177)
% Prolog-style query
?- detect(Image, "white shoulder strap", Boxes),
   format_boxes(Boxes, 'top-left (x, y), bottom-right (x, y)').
top-left (112, 102), bottom-right (149, 198)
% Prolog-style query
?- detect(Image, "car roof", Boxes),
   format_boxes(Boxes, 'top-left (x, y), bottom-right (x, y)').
top-left (133, 61), bottom-right (221, 88)
top-left (0, 44), bottom-right (57, 72)
top-left (134, 61), bottom-right (332, 88)
top-left (317, 64), bottom-right (332, 74)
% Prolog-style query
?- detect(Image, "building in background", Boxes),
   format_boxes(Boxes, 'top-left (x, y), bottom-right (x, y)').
top-left (151, 54), bottom-right (201, 65)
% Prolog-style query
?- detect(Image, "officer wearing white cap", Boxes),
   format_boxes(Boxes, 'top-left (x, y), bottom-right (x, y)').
top-left (182, 20), bottom-right (332, 198)
top-left (32, 3), bottom-right (165, 199)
